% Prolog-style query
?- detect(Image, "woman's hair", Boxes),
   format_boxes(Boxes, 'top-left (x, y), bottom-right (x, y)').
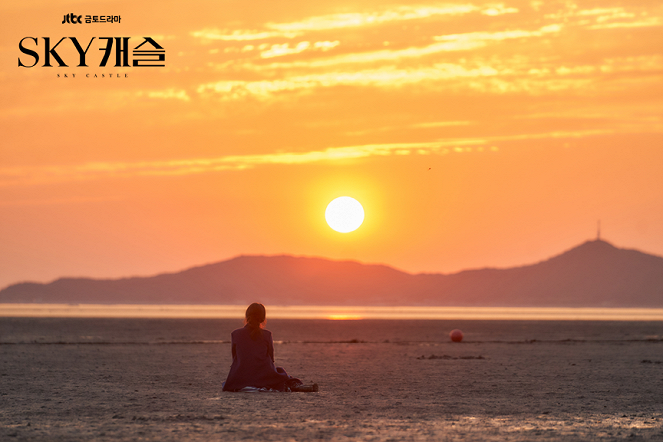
top-left (244, 303), bottom-right (266, 340)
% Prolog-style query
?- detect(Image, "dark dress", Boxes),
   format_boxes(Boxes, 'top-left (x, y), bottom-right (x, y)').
top-left (222, 325), bottom-right (300, 392)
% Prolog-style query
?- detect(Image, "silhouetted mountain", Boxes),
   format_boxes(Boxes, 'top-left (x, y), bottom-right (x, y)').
top-left (1, 240), bottom-right (662, 307)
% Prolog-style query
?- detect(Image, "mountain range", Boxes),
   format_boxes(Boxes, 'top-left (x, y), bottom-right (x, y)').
top-left (1, 239), bottom-right (662, 307)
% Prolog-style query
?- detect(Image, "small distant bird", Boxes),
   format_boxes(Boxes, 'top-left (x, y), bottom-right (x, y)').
top-left (428, 167), bottom-right (431, 170)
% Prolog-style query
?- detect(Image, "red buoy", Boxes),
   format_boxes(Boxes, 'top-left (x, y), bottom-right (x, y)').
top-left (450, 329), bottom-right (463, 342)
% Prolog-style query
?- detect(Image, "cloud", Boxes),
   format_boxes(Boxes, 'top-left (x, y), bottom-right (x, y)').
top-left (191, 3), bottom-right (519, 42)
top-left (138, 89), bottom-right (191, 101)
top-left (433, 24), bottom-right (562, 44)
top-left (0, 130), bottom-right (624, 187)
top-left (0, 140), bottom-right (480, 185)
top-left (411, 121), bottom-right (472, 128)
top-left (196, 64), bottom-right (502, 100)
top-left (259, 41), bottom-right (339, 58)
top-left (191, 29), bottom-right (297, 41)
top-left (197, 48), bottom-right (662, 101)
top-left (261, 41), bottom-right (311, 58)
top-left (209, 24), bottom-right (563, 75)
top-left (266, 5), bottom-right (481, 33)
top-left (588, 17), bottom-right (662, 29)
top-left (545, 5), bottom-right (662, 30)
top-left (238, 40), bottom-right (485, 70)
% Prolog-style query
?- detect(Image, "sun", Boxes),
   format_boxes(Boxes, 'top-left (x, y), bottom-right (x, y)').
top-left (325, 196), bottom-right (365, 233)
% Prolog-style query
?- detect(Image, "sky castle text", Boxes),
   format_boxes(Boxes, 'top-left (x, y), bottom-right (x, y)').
top-left (18, 37), bottom-right (165, 68)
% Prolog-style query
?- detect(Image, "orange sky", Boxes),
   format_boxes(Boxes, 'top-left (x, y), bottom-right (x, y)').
top-left (1, 0), bottom-right (662, 290)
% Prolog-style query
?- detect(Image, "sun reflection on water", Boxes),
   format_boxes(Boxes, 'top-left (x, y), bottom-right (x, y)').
top-left (2, 304), bottom-right (663, 321)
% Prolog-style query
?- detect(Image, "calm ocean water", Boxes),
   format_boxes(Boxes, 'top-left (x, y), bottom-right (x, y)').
top-left (2, 304), bottom-right (663, 345)
top-left (1, 303), bottom-right (663, 321)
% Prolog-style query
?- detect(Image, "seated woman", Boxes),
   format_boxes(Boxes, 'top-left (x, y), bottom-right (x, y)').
top-left (222, 303), bottom-right (318, 392)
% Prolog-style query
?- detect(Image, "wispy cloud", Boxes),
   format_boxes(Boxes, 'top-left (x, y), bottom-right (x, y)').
top-left (0, 140), bottom-right (480, 186)
top-left (138, 89), bottom-right (191, 101)
top-left (198, 50), bottom-right (662, 101)
top-left (191, 3), bottom-right (519, 42)
top-left (259, 41), bottom-right (340, 58)
top-left (208, 24), bottom-right (563, 74)
top-left (411, 121), bottom-right (472, 128)
top-left (187, 4), bottom-right (660, 109)
top-left (0, 130), bottom-right (622, 187)
top-left (546, 5), bottom-right (662, 30)
top-left (588, 17), bottom-right (661, 29)
top-left (196, 64), bottom-right (502, 100)
top-left (433, 24), bottom-right (562, 45)
top-left (233, 40), bottom-right (485, 70)
top-left (191, 29), bottom-right (297, 41)
top-left (266, 4), bottom-right (513, 33)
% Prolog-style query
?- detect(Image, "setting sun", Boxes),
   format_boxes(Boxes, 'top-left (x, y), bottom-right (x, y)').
top-left (325, 197), bottom-right (365, 233)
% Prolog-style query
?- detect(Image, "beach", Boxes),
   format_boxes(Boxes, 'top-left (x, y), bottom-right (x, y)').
top-left (1, 317), bottom-right (662, 441)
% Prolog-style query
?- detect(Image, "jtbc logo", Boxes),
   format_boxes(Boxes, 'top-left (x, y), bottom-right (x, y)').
top-left (18, 37), bottom-right (165, 68)
top-left (62, 13), bottom-right (82, 24)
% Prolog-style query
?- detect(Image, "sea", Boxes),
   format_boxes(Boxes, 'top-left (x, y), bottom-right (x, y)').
top-left (1, 304), bottom-right (663, 345)
top-left (1, 303), bottom-right (663, 320)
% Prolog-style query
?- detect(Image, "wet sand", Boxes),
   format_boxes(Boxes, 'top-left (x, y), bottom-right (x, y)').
top-left (1, 318), bottom-right (662, 440)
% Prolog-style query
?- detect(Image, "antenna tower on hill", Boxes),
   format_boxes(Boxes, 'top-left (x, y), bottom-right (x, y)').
top-left (597, 220), bottom-right (601, 240)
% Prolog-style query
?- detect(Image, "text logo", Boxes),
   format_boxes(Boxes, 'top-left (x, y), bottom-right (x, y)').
top-left (18, 37), bottom-right (165, 68)
top-left (62, 13), bottom-right (82, 24)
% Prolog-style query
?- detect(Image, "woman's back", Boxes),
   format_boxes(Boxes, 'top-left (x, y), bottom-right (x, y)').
top-left (223, 325), bottom-right (295, 391)
top-left (222, 303), bottom-right (316, 392)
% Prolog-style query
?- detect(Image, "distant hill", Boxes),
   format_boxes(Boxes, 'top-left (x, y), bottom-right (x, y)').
top-left (1, 240), bottom-right (662, 307)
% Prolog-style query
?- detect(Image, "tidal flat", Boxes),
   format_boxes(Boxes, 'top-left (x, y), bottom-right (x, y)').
top-left (1, 318), bottom-right (662, 441)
